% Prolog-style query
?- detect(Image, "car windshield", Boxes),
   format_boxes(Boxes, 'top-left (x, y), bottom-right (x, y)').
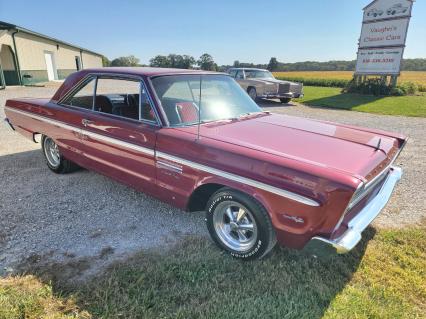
top-left (244, 70), bottom-right (274, 79)
top-left (151, 74), bottom-right (262, 126)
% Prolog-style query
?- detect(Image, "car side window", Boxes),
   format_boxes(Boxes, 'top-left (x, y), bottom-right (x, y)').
top-left (236, 70), bottom-right (244, 80)
top-left (229, 70), bottom-right (237, 78)
top-left (63, 78), bottom-right (96, 109)
top-left (95, 77), bottom-right (156, 122)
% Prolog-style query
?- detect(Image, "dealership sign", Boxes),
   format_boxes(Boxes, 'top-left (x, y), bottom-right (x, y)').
top-left (355, 0), bottom-right (414, 75)
top-left (359, 18), bottom-right (409, 48)
top-left (356, 48), bottom-right (403, 74)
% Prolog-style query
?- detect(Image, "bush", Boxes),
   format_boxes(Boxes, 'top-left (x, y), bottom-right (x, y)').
top-left (399, 82), bottom-right (418, 95)
top-left (343, 78), bottom-right (418, 96)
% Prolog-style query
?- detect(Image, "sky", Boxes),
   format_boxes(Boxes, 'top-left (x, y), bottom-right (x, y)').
top-left (0, 0), bottom-right (425, 65)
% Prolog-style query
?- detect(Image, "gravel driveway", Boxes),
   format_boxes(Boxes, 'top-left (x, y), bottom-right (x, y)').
top-left (1, 84), bottom-right (424, 279)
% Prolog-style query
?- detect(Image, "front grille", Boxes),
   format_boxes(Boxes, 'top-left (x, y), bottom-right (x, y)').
top-left (290, 83), bottom-right (302, 94)
top-left (278, 83), bottom-right (290, 94)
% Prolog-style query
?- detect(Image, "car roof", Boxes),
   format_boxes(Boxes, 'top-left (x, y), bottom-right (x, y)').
top-left (81, 67), bottom-right (225, 77)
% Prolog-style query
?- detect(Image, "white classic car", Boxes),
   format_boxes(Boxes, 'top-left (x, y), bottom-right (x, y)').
top-left (228, 68), bottom-right (303, 103)
top-left (387, 3), bottom-right (408, 15)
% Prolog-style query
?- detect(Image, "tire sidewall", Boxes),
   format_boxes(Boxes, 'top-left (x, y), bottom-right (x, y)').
top-left (206, 190), bottom-right (272, 260)
top-left (248, 87), bottom-right (257, 100)
top-left (42, 136), bottom-right (64, 173)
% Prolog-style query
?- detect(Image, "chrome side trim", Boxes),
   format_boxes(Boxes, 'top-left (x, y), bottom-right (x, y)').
top-left (6, 107), bottom-right (80, 133)
top-left (6, 106), bottom-right (320, 207)
top-left (156, 160), bottom-right (183, 173)
top-left (5, 107), bottom-right (154, 156)
top-left (310, 165), bottom-right (402, 254)
top-left (156, 151), bottom-right (320, 206)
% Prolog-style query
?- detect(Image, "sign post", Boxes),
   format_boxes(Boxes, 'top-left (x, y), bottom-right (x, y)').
top-left (355, 0), bottom-right (414, 87)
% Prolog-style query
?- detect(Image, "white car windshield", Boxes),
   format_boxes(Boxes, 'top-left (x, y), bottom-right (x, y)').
top-left (244, 70), bottom-right (274, 79)
top-left (151, 74), bottom-right (262, 126)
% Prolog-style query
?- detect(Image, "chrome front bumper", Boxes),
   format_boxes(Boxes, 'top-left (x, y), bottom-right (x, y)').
top-left (309, 166), bottom-right (402, 254)
top-left (259, 93), bottom-right (304, 99)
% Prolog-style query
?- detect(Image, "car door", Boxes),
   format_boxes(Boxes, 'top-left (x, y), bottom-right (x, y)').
top-left (78, 75), bottom-right (159, 195)
top-left (235, 70), bottom-right (249, 91)
top-left (54, 76), bottom-right (98, 167)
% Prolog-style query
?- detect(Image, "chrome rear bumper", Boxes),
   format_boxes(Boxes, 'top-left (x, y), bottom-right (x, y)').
top-left (309, 166), bottom-right (402, 254)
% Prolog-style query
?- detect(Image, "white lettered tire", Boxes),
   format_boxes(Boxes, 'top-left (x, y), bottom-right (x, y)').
top-left (41, 135), bottom-right (80, 174)
top-left (206, 188), bottom-right (276, 260)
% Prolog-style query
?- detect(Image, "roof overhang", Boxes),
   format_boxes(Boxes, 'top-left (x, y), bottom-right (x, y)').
top-left (0, 20), bottom-right (102, 57)
top-left (363, 0), bottom-right (415, 11)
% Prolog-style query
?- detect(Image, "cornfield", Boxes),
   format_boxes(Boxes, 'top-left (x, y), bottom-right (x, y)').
top-left (273, 71), bottom-right (426, 91)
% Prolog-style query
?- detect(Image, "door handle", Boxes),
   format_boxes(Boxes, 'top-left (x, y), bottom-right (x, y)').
top-left (81, 119), bottom-right (93, 126)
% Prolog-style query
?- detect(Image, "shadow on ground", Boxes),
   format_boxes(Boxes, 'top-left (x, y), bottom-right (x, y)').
top-left (299, 93), bottom-right (386, 110)
top-left (14, 227), bottom-right (375, 319)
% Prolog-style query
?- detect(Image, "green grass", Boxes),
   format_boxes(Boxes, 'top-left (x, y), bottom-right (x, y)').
top-left (1, 226), bottom-right (425, 319)
top-left (295, 86), bottom-right (426, 117)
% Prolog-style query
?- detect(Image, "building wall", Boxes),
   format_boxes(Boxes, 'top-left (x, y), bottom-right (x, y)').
top-left (0, 33), bottom-right (20, 85)
top-left (81, 51), bottom-right (102, 69)
top-left (0, 30), bottom-right (103, 85)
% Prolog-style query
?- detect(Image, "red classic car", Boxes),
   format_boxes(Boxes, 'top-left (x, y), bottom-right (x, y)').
top-left (4, 67), bottom-right (406, 259)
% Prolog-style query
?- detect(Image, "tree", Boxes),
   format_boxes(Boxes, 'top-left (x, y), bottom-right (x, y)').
top-left (267, 57), bottom-right (278, 71)
top-left (102, 56), bottom-right (110, 67)
top-left (110, 55), bottom-right (140, 67)
top-left (149, 55), bottom-right (170, 68)
top-left (197, 53), bottom-right (216, 71)
top-left (233, 60), bottom-right (240, 67)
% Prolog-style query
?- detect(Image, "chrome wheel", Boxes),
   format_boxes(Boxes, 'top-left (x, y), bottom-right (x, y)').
top-left (248, 88), bottom-right (257, 100)
top-left (212, 201), bottom-right (258, 252)
top-left (43, 137), bottom-right (60, 168)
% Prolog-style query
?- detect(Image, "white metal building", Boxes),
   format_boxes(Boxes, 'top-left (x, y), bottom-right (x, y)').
top-left (0, 21), bottom-right (103, 87)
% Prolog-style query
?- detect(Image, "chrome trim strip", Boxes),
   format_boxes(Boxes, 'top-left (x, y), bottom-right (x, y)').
top-left (6, 107), bottom-right (80, 133)
top-left (6, 106), bottom-right (320, 206)
top-left (5, 107), bottom-right (155, 156)
top-left (58, 73), bottom-right (161, 127)
top-left (156, 160), bottom-right (183, 173)
top-left (156, 151), bottom-right (320, 206)
top-left (310, 165), bottom-right (402, 253)
top-left (81, 129), bottom-right (155, 156)
top-left (364, 139), bottom-right (407, 189)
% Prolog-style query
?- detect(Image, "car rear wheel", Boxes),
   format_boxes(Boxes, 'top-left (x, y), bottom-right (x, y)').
top-left (247, 87), bottom-right (257, 100)
top-left (280, 98), bottom-right (292, 103)
top-left (206, 188), bottom-right (276, 260)
top-left (42, 135), bottom-right (79, 174)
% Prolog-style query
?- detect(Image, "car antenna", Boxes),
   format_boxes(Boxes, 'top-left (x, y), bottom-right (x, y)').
top-left (197, 75), bottom-right (202, 141)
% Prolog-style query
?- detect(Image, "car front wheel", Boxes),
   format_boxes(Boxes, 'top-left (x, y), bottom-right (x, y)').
top-left (247, 87), bottom-right (257, 100)
top-left (280, 98), bottom-right (292, 103)
top-left (42, 135), bottom-right (79, 174)
top-left (206, 188), bottom-right (276, 260)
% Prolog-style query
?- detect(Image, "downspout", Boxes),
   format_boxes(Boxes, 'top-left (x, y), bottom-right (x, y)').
top-left (11, 30), bottom-right (22, 85)
top-left (80, 50), bottom-right (84, 69)
top-left (0, 58), bottom-right (5, 89)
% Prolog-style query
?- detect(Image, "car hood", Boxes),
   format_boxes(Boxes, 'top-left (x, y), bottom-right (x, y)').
top-left (200, 113), bottom-right (398, 180)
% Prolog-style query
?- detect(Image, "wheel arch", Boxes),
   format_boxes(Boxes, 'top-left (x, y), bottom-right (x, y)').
top-left (186, 177), bottom-right (273, 216)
